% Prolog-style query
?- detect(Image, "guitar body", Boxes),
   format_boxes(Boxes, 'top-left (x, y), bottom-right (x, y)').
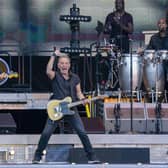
top-left (47, 97), bottom-right (72, 121)
top-left (47, 94), bottom-right (107, 121)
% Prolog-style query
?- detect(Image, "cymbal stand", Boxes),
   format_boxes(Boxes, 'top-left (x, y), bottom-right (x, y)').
top-left (155, 54), bottom-right (159, 103)
top-left (105, 48), bottom-right (119, 89)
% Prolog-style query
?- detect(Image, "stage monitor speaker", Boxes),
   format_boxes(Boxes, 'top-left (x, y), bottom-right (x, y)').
top-left (0, 113), bottom-right (16, 134)
top-left (145, 103), bottom-right (168, 133)
top-left (69, 147), bottom-right (149, 164)
top-left (104, 102), bottom-right (146, 133)
top-left (46, 144), bottom-right (73, 163)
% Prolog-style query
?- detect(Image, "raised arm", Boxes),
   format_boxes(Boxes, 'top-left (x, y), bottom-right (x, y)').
top-left (46, 56), bottom-right (56, 80)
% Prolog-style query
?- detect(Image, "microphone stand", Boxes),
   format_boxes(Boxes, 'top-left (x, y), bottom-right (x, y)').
top-left (154, 54), bottom-right (162, 133)
top-left (94, 21), bottom-right (104, 95)
top-left (129, 39), bottom-right (133, 132)
top-left (155, 102), bottom-right (162, 133)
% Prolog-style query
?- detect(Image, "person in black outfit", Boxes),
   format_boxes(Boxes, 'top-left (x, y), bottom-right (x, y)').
top-left (32, 50), bottom-right (100, 164)
top-left (146, 18), bottom-right (168, 97)
top-left (104, 0), bottom-right (134, 53)
top-left (147, 18), bottom-right (168, 50)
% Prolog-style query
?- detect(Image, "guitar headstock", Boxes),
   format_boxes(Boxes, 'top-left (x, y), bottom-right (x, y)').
top-left (0, 72), bottom-right (19, 80)
top-left (8, 72), bottom-right (19, 79)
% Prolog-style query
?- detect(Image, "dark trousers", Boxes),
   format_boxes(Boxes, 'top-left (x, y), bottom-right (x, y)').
top-left (35, 112), bottom-right (94, 159)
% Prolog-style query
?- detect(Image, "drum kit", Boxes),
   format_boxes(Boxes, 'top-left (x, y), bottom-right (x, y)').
top-left (97, 42), bottom-right (168, 103)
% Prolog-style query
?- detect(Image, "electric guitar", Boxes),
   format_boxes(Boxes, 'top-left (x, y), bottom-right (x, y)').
top-left (47, 95), bottom-right (107, 121)
top-left (0, 72), bottom-right (19, 80)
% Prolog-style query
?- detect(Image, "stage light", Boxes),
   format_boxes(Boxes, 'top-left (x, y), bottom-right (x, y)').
top-left (9, 149), bottom-right (15, 155)
top-left (60, 15), bottom-right (91, 22)
top-left (59, 4), bottom-right (91, 57)
top-left (60, 47), bottom-right (91, 54)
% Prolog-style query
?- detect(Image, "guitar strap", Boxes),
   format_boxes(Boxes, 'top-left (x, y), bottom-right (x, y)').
top-left (69, 73), bottom-right (78, 112)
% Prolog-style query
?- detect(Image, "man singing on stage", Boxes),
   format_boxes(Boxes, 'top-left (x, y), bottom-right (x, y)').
top-left (32, 49), bottom-right (100, 164)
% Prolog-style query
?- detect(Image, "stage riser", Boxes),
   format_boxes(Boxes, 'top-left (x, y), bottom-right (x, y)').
top-left (104, 102), bottom-right (168, 133)
top-left (0, 134), bottom-right (168, 164)
top-left (0, 146), bottom-right (150, 164)
top-left (0, 143), bottom-right (168, 164)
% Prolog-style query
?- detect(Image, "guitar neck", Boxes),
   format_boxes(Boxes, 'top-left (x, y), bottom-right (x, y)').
top-left (68, 96), bottom-right (103, 108)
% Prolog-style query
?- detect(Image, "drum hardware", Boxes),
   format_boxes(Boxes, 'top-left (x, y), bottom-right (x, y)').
top-left (113, 103), bottom-right (121, 133)
top-left (118, 90), bottom-right (143, 103)
top-left (164, 90), bottom-right (168, 102)
top-left (95, 38), bottom-right (120, 90)
top-left (143, 50), bottom-right (165, 103)
top-left (143, 90), bottom-right (164, 103)
top-left (97, 44), bottom-right (116, 53)
top-left (152, 90), bottom-right (163, 103)
top-left (129, 41), bottom-right (134, 133)
top-left (136, 89), bottom-right (143, 102)
top-left (156, 50), bottom-right (168, 60)
top-left (155, 102), bottom-right (162, 134)
top-left (105, 57), bottom-right (119, 89)
top-left (100, 42), bottom-right (119, 90)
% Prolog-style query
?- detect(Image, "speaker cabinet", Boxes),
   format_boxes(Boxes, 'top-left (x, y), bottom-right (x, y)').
top-left (69, 147), bottom-right (149, 164)
top-left (0, 113), bottom-right (16, 134)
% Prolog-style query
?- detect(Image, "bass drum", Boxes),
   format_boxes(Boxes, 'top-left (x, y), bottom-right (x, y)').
top-left (118, 53), bottom-right (143, 92)
top-left (143, 50), bottom-right (165, 93)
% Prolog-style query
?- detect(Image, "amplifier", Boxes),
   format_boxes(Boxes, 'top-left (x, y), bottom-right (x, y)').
top-left (0, 113), bottom-right (16, 134)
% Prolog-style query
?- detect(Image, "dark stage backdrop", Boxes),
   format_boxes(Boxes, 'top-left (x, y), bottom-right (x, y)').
top-left (0, 55), bottom-right (98, 93)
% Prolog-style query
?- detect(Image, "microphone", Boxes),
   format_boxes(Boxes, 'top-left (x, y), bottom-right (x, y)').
top-left (53, 46), bottom-right (56, 56)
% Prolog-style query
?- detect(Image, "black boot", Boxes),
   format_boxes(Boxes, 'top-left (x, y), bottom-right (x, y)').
top-left (32, 151), bottom-right (42, 164)
top-left (88, 154), bottom-right (101, 164)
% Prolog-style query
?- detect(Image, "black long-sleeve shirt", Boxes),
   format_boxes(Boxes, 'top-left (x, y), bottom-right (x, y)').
top-left (104, 11), bottom-right (133, 53)
top-left (147, 33), bottom-right (168, 50)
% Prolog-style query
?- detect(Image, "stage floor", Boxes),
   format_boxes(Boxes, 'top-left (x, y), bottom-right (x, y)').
top-left (0, 163), bottom-right (168, 168)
